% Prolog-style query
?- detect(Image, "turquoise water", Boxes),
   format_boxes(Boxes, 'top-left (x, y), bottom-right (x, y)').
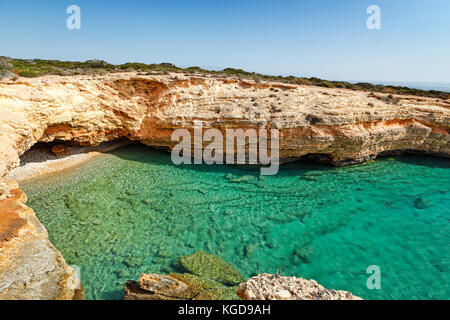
top-left (21, 145), bottom-right (450, 300)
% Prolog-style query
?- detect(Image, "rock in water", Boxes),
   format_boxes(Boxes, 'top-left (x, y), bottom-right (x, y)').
top-left (236, 273), bottom-right (362, 300)
top-left (123, 256), bottom-right (143, 268)
top-left (176, 251), bottom-right (244, 286)
top-left (225, 174), bottom-right (255, 183)
top-left (413, 198), bottom-right (432, 209)
top-left (124, 273), bottom-right (239, 300)
top-left (124, 280), bottom-right (187, 300)
top-left (125, 274), bottom-right (191, 300)
top-left (293, 245), bottom-right (314, 263)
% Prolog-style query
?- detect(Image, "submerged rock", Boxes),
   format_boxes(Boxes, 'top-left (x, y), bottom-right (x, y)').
top-left (176, 251), bottom-right (244, 286)
top-left (114, 269), bottom-right (130, 279)
top-left (254, 181), bottom-right (266, 188)
top-left (302, 175), bottom-right (320, 182)
top-left (236, 273), bottom-right (362, 300)
top-left (258, 221), bottom-right (273, 234)
top-left (124, 272), bottom-right (240, 300)
top-left (225, 174), bottom-right (255, 183)
top-left (293, 245), bottom-right (314, 263)
top-left (195, 286), bottom-right (239, 300)
top-left (266, 211), bottom-right (298, 223)
top-left (125, 271), bottom-right (362, 300)
top-left (157, 247), bottom-right (172, 258)
top-left (123, 256), bottom-right (143, 268)
top-left (141, 198), bottom-right (153, 205)
top-left (244, 242), bottom-right (259, 257)
top-left (124, 251), bottom-right (244, 300)
top-left (413, 198), bottom-right (432, 209)
top-left (171, 273), bottom-right (239, 300)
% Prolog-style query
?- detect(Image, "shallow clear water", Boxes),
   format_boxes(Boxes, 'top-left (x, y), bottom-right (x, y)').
top-left (21, 145), bottom-right (450, 300)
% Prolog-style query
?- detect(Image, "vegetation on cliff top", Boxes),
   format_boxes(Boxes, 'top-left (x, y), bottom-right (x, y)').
top-left (1, 56), bottom-right (449, 100)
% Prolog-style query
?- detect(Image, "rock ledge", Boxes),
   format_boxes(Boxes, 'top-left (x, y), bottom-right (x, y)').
top-left (237, 273), bottom-right (362, 300)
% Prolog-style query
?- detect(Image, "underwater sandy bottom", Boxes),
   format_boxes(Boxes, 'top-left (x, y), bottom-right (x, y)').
top-left (21, 145), bottom-right (450, 300)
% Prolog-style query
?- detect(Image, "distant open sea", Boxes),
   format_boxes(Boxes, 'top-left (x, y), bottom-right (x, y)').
top-left (352, 81), bottom-right (450, 93)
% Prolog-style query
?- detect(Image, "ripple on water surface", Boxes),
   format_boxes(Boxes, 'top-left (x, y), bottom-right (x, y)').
top-left (21, 145), bottom-right (450, 300)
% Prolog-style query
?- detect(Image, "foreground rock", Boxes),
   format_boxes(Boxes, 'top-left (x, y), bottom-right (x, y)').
top-left (125, 274), bottom-right (191, 300)
top-left (0, 187), bottom-right (84, 299)
top-left (237, 273), bottom-right (362, 300)
top-left (124, 253), bottom-right (361, 300)
top-left (125, 273), bottom-right (239, 300)
top-left (125, 251), bottom-right (241, 300)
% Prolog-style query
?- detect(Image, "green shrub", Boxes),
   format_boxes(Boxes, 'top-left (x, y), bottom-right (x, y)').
top-left (84, 59), bottom-right (111, 68)
top-left (0, 58), bottom-right (12, 73)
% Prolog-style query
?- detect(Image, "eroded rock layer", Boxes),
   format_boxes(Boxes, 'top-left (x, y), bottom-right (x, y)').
top-left (0, 185), bottom-right (83, 299)
top-left (0, 72), bottom-right (449, 299)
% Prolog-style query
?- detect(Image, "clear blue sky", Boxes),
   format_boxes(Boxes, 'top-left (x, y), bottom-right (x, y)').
top-left (1, 0), bottom-right (449, 82)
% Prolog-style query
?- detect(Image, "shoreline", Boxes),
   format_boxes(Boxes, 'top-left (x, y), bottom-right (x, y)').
top-left (9, 141), bottom-right (450, 184)
top-left (8, 141), bottom-right (130, 183)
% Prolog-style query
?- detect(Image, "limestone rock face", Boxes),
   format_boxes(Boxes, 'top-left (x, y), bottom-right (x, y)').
top-left (0, 188), bottom-right (84, 300)
top-left (236, 273), bottom-right (362, 300)
top-left (0, 72), bottom-right (448, 299)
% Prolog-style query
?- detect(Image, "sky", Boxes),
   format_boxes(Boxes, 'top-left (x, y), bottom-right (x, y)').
top-left (0, 0), bottom-right (449, 83)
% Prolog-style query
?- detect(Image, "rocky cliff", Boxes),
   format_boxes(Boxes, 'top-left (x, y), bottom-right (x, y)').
top-left (0, 72), bottom-right (449, 299)
top-left (0, 186), bottom-right (83, 299)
